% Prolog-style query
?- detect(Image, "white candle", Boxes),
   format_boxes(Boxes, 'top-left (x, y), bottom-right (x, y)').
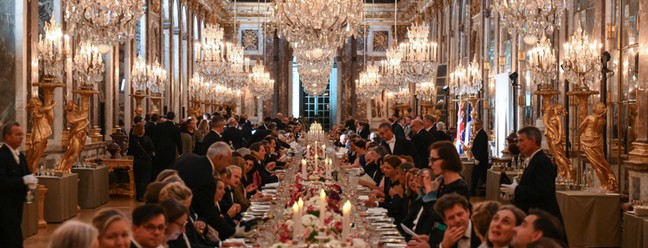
top-left (306, 145), bottom-right (311, 156)
top-left (322, 144), bottom-right (326, 156)
top-left (314, 154), bottom-right (319, 174)
top-left (292, 202), bottom-right (301, 241)
top-left (298, 198), bottom-right (304, 217)
top-left (342, 200), bottom-right (352, 241)
top-left (319, 189), bottom-right (326, 225)
top-left (314, 141), bottom-right (318, 155)
top-left (301, 159), bottom-right (307, 177)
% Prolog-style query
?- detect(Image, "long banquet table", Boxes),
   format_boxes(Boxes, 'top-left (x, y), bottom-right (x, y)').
top-left (556, 190), bottom-right (621, 247)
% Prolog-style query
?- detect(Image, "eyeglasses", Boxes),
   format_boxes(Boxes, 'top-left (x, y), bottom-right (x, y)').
top-left (141, 224), bottom-right (166, 232)
top-left (175, 220), bottom-right (188, 228)
top-left (429, 156), bottom-right (442, 163)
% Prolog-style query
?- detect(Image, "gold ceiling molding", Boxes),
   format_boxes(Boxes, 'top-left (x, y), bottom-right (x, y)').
top-left (177, 0), bottom-right (215, 22)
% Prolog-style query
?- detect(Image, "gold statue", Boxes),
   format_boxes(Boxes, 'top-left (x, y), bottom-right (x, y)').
top-left (545, 104), bottom-right (573, 180)
top-left (56, 101), bottom-right (89, 172)
top-left (26, 97), bottom-right (54, 172)
top-left (580, 102), bottom-right (618, 191)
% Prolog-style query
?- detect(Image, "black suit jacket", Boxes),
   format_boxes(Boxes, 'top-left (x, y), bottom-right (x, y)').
top-left (392, 123), bottom-right (406, 139)
top-left (246, 129), bottom-right (272, 147)
top-left (222, 126), bottom-right (244, 149)
top-left (514, 151), bottom-right (561, 219)
top-left (381, 137), bottom-right (414, 158)
top-left (470, 129), bottom-right (489, 167)
top-left (173, 154), bottom-right (235, 239)
top-left (345, 119), bottom-right (356, 132)
top-left (0, 145), bottom-right (30, 248)
top-left (435, 131), bottom-right (452, 142)
top-left (153, 121), bottom-right (182, 164)
top-left (411, 129), bottom-right (435, 169)
top-left (196, 130), bottom-right (222, 155)
top-left (357, 127), bottom-right (370, 139)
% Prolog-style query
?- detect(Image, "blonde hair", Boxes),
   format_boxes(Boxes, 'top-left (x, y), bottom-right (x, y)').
top-left (159, 182), bottom-right (193, 202)
top-left (48, 220), bottom-right (98, 248)
top-left (92, 208), bottom-right (130, 237)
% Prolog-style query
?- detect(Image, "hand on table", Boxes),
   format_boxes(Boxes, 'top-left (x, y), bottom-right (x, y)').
top-left (407, 235), bottom-right (431, 248)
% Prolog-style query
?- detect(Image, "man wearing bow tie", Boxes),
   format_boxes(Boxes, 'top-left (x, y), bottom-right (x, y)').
top-left (0, 122), bottom-right (38, 248)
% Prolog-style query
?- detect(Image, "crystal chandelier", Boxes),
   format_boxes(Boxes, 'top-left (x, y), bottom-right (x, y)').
top-left (190, 73), bottom-right (209, 101)
top-left (392, 86), bottom-right (410, 104)
top-left (449, 57), bottom-right (482, 98)
top-left (64, 0), bottom-right (144, 45)
top-left (415, 81), bottom-right (435, 102)
top-left (131, 55), bottom-right (150, 94)
top-left (148, 61), bottom-right (167, 97)
top-left (274, 0), bottom-right (363, 50)
top-left (356, 60), bottom-right (383, 99)
top-left (38, 16), bottom-right (71, 81)
top-left (195, 24), bottom-right (228, 81)
top-left (491, 0), bottom-right (568, 44)
top-left (449, 63), bottom-right (467, 97)
top-left (381, 0), bottom-right (405, 93)
top-left (224, 40), bottom-right (251, 89)
top-left (297, 49), bottom-right (334, 96)
top-left (73, 41), bottom-right (104, 89)
top-left (527, 35), bottom-right (557, 90)
top-left (247, 60), bottom-right (274, 100)
top-left (400, 20), bottom-right (438, 84)
top-left (561, 22), bottom-right (602, 91)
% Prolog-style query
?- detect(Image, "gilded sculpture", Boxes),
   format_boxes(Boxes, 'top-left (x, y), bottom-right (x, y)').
top-left (26, 97), bottom-right (54, 173)
top-left (545, 104), bottom-right (573, 180)
top-left (56, 100), bottom-right (89, 172)
top-left (580, 102), bottom-right (618, 191)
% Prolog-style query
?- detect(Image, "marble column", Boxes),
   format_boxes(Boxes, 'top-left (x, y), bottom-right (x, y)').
top-left (0, 0), bottom-right (20, 127)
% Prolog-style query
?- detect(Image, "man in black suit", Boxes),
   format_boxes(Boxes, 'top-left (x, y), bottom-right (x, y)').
top-left (501, 126), bottom-right (562, 220)
top-left (391, 117), bottom-right (406, 139)
top-left (356, 120), bottom-right (370, 139)
top-left (435, 122), bottom-right (453, 142)
top-left (408, 193), bottom-right (481, 248)
top-left (246, 122), bottom-right (274, 147)
top-left (274, 113), bottom-right (287, 130)
top-left (223, 117), bottom-right (244, 149)
top-left (0, 122), bottom-right (38, 248)
top-left (174, 141), bottom-right (235, 240)
top-left (195, 116), bottom-right (225, 155)
top-left (144, 113), bottom-right (158, 138)
top-left (410, 119), bottom-right (435, 169)
top-left (152, 112), bottom-right (182, 178)
top-left (470, 120), bottom-right (489, 196)
top-left (423, 114), bottom-right (437, 135)
top-left (378, 122), bottom-right (414, 158)
top-left (344, 114), bottom-right (356, 132)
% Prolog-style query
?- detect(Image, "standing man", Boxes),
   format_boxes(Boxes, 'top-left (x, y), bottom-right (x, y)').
top-left (410, 119), bottom-right (435, 169)
top-left (174, 141), bottom-right (235, 239)
top-left (356, 120), bottom-right (370, 140)
top-left (501, 126), bottom-right (562, 220)
top-left (153, 112), bottom-right (182, 178)
top-left (196, 116), bottom-right (225, 155)
top-left (223, 117), bottom-right (244, 149)
top-left (345, 114), bottom-right (356, 132)
top-left (470, 120), bottom-right (489, 196)
top-left (378, 122), bottom-right (414, 157)
top-left (0, 122), bottom-right (38, 248)
top-left (391, 117), bottom-right (406, 139)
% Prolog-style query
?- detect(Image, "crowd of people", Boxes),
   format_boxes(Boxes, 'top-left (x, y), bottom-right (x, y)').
top-left (2, 110), bottom-right (566, 247)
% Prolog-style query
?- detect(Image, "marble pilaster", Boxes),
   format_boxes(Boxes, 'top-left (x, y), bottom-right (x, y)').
top-left (0, 0), bottom-right (18, 126)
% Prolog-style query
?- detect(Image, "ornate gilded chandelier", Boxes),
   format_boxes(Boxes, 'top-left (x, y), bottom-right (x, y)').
top-left (64, 0), bottom-right (144, 45)
top-left (73, 41), bottom-right (104, 89)
top-left (392, 86), bottom-right (410, 104)
top-left (297, 47), bottom-right (334, 96)
top-left (224, 0), bottom-right (251, 89)
top-left (274, 0), bottom-right (363, 50)
top-left (491, 0), bottom-right (568, 44)
top-left (561, 22), bottom-right (602, 91)
top-left (247, 60), bottom-right (274, 100)
top-left (527, 35), bottom-right (557, 90)
top-left (449, 57), bottom-right (482, 98)
top-left (356, 60), bottom-right (383, 99)
top-left (38, 16), bottom-right (71, 81)
top-left (148, 61), bottom-right (167, 97)
top-left (400, 20), bottom-right (438, 84)
top-left (190, 73), bottom-right (209, 102)
top-left (131, 55), bottom-right (150, 94)
top-left (415, 81), bottom-right (435, 102)
top-left (381, 0), bottom-right (405, 93)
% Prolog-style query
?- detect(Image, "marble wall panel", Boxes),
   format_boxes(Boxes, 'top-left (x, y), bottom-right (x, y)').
top-left (0, 1), bottom-right (16, 126)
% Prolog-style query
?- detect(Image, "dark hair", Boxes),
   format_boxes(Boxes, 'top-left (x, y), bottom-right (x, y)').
top-left (133, 116), bottom-right (143, 124)
top-left (159, 200), bottom-right (187, 224)
top-left (499, 205), bottom-right (527, 226)
top-left (166, 111), bottom-right (176, 120)
top-left (144, 182), bottom-right (167, 203)
top-left (132, 204), bottom-right (165, 226)
top-left (132, 123), bottom-right (145, 137)
top-left (150, 114), bottom-right (159, 122)
top-left (249, 142), bottom-right (264, 152)
top-left (430, 141), bottom-right (463, 172)
top-left (399, 155), bottom-right (415, 163)
top-left (529, 209), bottom-right (565, 243)
top-left (399, 162), bottom-right (415, 173)
top-left (378, 122), bottom-right (391, 130)
top-left (210, 116), bottom-right (225, 129)
top-left (382, 155), bottom-right (403, 168)
top-left (180, 121), bottom-right (190, 133)
top-left (353, 139), bottom-right (367, 149)
top-left (472, 201), bottom-right (502, 237)
top-left (1, 121), bottom-right (20, 139)
top-left (434, 193), bottom-right (470, 219)
top-left (518, 126), bottom-right (542, 146)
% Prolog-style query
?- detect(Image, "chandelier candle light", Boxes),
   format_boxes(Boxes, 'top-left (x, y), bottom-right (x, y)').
top-left (491, 0), bottom-right (568, 45)
top-left (400, 19), bottom-right (438, 84)
top-left (64, 0), bottom-right (144, 46)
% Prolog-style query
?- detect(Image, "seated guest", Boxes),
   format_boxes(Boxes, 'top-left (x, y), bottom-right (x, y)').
top-left (527, 237), bottom-right (564, 248)
top-left (92, 208), bottom-right (131, 248)
top-left (408, 193), bottom-right (480, 248)
top-left (366, 156), bottom-right (404, 221)
top-left (155, 169), bottom-right (180, 182)
top-left (159, 200), bottom-right (189, 247)
top-left (510, 209), bottom-right (566, 248)
top-left (358, 146), bottom-right (389, 189)
top-left (471, 201), bottom-right (502, 245)
top-left (131, 204), bottom-right (167, 248)
top-left (230, 157), bottom-right (252, 211)
top-left (221, 166), bottom-right (243, 220)
top-left (214, 178), bottom-right (238, 234)
top-left (143, 182), bottom-right (167, 204)
top-left (352, 139), bottom-right (368, 167)
top-left (160, 182), bottom-right (215, 248)
top-left (487, 205), bottom-right (526, 248)
top-left (48, 220), bottom-right (98, 248)
top-left (249, 142), bottom-right (279, 186)
top-left (242, 154), bottom-right (262, 196)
